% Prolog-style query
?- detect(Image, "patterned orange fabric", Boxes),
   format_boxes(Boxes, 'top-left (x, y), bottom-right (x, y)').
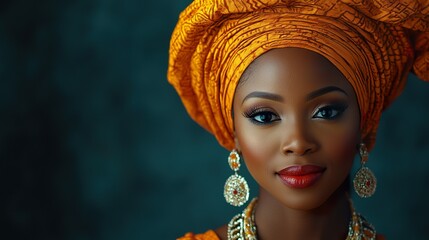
top-left (177, 230), bottom-right (219, 240)
top-left (177, 230), bottom-right (386, 240)
top-left (168, 0), bottom-right (429, 151)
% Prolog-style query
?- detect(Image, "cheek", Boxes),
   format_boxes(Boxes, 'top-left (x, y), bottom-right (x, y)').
top-left (235, 121), bottom-right (278, 174)
top-left (325, 126), bottom-right (359, 164)
top-left (326, 106), bottom-right (360, 163)
top-left (237, 128), bottom-right (268, 164)
top-left (337, 134), bottom-right (357, 161)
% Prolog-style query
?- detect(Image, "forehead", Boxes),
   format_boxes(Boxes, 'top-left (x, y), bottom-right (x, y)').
top-left (235, 48), bottom-right (355, 98)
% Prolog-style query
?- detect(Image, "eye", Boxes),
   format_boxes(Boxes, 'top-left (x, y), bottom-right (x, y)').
top-left (313, 104), bottom-right (347, 120)
top-left (243, 109), bottom-right (280, 125)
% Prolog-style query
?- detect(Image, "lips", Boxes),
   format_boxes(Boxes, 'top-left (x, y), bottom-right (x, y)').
top-left (277, 165), bottom-right (326, 189)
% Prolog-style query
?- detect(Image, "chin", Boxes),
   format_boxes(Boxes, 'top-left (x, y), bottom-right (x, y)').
top-left (279, 191), bottom-right (335, 211)
top-left (261, 178), bottom-right (350, 211)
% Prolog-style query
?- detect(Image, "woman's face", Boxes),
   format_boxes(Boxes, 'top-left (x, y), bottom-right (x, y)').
top-left (233, 48), bottom-right (361, 210)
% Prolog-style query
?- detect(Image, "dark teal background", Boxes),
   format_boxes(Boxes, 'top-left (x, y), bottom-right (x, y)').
top-left (1, 1), bottom-right (429, 239)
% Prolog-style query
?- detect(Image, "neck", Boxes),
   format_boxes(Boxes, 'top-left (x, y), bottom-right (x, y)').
top-left (254, 186), bottom-right (351, 240)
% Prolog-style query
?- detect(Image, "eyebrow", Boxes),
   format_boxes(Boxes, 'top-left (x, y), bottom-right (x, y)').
top-left (242, 91), bottom-right (284, 104)
top-left (306, 86), bottom-right (348, 101)
top-left (242, 86), bottom-right (348, 105)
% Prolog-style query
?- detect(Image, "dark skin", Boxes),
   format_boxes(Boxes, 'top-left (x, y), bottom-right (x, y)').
top-left (215, 48), bottom-right (361, 240)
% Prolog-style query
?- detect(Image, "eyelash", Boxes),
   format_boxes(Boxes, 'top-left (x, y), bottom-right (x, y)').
top-left (243, 107), bottom-right (280, 125)
top-left (313, 104), bottom-right (348, 120)
top-left (242, 104), bottom-right (348, 125)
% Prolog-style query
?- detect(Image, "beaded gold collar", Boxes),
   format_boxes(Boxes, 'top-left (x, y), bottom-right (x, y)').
top-left (227, 198), bottom-right (376, 240)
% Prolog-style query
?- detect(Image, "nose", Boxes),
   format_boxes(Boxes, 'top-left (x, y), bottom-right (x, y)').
top-left (281, 120), bottom-right (318, 156)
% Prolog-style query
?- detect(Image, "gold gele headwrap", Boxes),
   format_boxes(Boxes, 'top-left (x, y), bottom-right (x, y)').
top-left (168, 0), bottom-right (429, 151)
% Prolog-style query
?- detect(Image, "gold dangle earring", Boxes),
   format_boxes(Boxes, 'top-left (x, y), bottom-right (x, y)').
top-left (224, 149), bottom-right (249, 207)
top-left (353, 143), bottom-right (377, 198)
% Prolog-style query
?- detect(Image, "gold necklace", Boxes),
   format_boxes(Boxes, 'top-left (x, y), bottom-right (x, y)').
top-left (227, 198), bottom-right (376, 240)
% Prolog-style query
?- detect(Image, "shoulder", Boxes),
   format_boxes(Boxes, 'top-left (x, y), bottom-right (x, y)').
top-left (377, 234), bottom-right (386, 240)
top-left (177, 229), bottom-right (221, 240)
top-left (214, 224), bottom-right (227, 240)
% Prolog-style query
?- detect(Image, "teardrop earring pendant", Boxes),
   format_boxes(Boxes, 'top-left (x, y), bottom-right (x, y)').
top-left (353, 143), bottom-right (377, 198)
top-left (224, 149), bottom-right (249, 207)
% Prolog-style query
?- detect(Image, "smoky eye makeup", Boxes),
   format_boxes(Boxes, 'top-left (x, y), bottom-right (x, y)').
top-left (312, 102), bottom-right (349, 120)
top-left (242, 106), bottom-right (280, 125)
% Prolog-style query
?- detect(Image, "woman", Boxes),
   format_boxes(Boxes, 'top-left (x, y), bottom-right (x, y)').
top-left (167, 0), bottom-right (429, 239)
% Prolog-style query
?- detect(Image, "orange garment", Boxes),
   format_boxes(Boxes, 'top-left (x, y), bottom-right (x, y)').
top-left (178, 230), bottom-right (219, 240)
top-left (168, 0), bottom-right (429, 151)
top-left (177, 230), bottom-right (386, 240)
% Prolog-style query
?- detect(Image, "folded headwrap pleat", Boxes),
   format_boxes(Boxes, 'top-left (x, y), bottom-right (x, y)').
top-left (413, 31), bottom-right (429, 79)
top-left (168, 0), bottom-right (429, 151)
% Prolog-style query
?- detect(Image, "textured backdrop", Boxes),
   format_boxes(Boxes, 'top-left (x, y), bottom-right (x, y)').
top-left (1, 1), bottom-right (429, 239)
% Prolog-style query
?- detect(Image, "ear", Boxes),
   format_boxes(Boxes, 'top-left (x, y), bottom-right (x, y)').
top-left (355, 128), bottom-right (362, 152)
top-left (233, 132), bottom-right (241, 152)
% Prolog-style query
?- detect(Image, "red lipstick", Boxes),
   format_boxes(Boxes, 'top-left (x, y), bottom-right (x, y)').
top-left (277, 165), bottom-right (325, 189)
